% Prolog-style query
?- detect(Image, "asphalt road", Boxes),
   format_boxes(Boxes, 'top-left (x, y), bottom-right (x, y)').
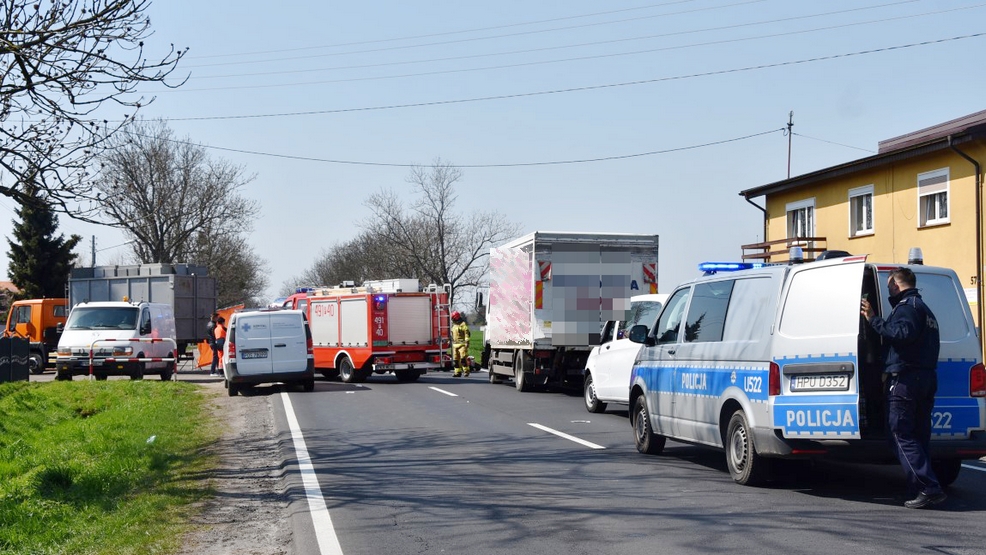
top-left (263, 370), bottom-right (986, 555)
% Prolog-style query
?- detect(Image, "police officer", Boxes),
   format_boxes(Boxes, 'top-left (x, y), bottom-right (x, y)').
top-left (450, 311), bottom-right (471, 377)
top-left (861, 267), bottom-right (945, 509)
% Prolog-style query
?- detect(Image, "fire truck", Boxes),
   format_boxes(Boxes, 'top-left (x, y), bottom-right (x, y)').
top-left (284, 279), bottom-right (451, 383)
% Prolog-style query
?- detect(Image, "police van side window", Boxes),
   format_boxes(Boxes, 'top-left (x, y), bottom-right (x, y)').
top-left (683, 280), bottom-right (734, 343)
top-left (722, 277), bottom-right (774, 341)
top-left (655, 288), bottom-right (691, 345)
top-left (878, 271), bottom-right (970, 342)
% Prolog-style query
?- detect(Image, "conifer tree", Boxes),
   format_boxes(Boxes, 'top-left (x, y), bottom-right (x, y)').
top-left (7, 181), bottom-right (82, 298)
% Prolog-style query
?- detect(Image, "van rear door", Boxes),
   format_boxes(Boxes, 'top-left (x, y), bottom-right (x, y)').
top-left (269, 311), bottom-right (309, 375)
top-left (234, 313), bottom-right (274, 377)
top-left (772, 258), bottom-right (867, 440)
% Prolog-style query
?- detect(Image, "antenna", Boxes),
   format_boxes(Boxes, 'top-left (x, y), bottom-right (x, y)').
top-left (786, 111), bottom-right (794, 179)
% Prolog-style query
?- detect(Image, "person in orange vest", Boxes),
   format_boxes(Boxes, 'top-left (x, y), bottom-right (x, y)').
top-left (212, 316), bottom-right (227, 376)
top-left (450, 311), bottom-right (471, 377)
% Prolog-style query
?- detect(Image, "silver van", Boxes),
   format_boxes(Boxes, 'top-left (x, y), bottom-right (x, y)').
top-left (222, 309), bottom-right (316, 396)
top-left (628, 254), bottom-right (986, 486)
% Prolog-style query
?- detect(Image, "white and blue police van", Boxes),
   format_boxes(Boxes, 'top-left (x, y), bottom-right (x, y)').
top-left (627, 250), bottom-right (986, 486)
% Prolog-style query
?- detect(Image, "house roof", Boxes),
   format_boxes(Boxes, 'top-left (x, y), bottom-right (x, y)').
top-left (0, 281), bottom-right (19, 294)
top-left (740, 109), bottom-right (986, 200)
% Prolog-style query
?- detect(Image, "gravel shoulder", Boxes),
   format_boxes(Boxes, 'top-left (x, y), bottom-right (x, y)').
top-left (174, 367), bottom-right (293, 555)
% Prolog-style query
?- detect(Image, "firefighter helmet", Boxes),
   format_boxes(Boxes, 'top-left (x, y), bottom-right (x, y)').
top-left (451, 311), bottom-right (462, 322)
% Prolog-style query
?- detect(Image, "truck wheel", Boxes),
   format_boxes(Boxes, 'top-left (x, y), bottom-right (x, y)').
top-left (488, 367), bottom-right (502, 384)
top-left (28, 353), bottom-right (45, 374)
top-left (931, 459), bottom-right (962, 488)
top-left (632, 395), bottom-right (666, 455)
top-left (726, 410), bottom-right (768, 486)
top-left (514, 351), bottom-right (533, 392)
top-left (584, 373), bottom-right (607, 413)
top-left (339, 356), bottom-right (364, 383)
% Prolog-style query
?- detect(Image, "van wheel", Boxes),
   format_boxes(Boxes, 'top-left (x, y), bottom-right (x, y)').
top-left (159, 354), bottom-right (176, 381)
top-left (339, 356), bottom-right (364, 383)
top-left (632, 395), bottom-right (666, 455)
top-left (302, 378), bottom-right (315, 392)
top-left (726, 410), bottom-right (768, 486)
top-left (56, 371), bottom-right (72, 381)
top-left (514, 352), bottom-right (533, 392)
top-left (131, 362), bottom-right (145, 381)
top-left (395, 370), bottom-right (421, 383)
top-left (931, 459), bottom-right (962, 488)
top-left (28, 353), bottom-right (45, 374)
top-left (584, 373), bottom-right (607, 413)
top-left (227, 380), bottom-right (239, 397)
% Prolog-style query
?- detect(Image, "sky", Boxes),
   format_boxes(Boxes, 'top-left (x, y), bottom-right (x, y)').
top-left (3, 0), bottom-right (986, 304)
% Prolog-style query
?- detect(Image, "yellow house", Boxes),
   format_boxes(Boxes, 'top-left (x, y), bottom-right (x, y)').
top-left (739, 110), bottom-right (986, 334)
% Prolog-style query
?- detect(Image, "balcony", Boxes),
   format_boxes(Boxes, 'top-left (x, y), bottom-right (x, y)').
top-left (741, 237), bottom-right (827, 263)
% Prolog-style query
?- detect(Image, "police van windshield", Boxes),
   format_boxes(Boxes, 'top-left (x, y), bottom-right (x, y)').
top-left (66, 307), bottom-right (139, 330)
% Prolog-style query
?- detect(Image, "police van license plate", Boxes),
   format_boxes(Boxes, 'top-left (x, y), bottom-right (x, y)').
top-left (241, 350), bottom-right (268, 359)
top-left (790, 374), bottom-right (849, 392)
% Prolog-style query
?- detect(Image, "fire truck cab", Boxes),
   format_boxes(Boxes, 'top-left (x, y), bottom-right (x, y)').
top-left (284, 279), bottom-right (451, 383)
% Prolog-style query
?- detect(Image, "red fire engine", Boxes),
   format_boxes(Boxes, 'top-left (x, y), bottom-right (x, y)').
top-left (284, 279), bottom-right (451, 383)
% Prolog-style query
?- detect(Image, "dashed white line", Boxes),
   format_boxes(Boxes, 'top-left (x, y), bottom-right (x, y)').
top-left (429, 386), bottom-right (458, 397)
top-left (961, 463), bottom-right (986, 473)
top-left (528, 422), bottom-right (606, 450)
top-left (281, 392), bottom-right (345, 555)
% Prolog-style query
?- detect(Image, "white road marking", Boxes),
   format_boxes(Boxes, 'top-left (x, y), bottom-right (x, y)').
top-left (528, 423), bottom-right (606, 450)
top-left (429, 386), bottom-right (458, 397)
top-left (961, 463), bottom-right (986, 473)
top-left (281, 392), bottom-right (345, 555)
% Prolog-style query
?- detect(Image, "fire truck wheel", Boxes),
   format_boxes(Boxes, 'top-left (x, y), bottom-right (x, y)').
top-left (339, 356), bottom-right (364, 383)
top-left (395, 370), bottom-right (421, 383)
top-left (28, 352), bottom-right (45, 374)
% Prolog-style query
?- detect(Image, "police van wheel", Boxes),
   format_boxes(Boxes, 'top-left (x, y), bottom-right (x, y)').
top-left (632, 396), bottom-right (666, 455)
top-left (931, 458), bottom-right (962, 488)
top-left (726, 410), bottom-right (767, 486)
top-left (584, 374), bottom-right (607, 414)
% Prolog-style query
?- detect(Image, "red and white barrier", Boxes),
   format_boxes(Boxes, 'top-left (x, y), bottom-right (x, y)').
top-left (87, 337), bottom-right (179, 381)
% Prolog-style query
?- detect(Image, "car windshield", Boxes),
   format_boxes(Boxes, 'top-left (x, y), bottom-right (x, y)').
top-left (66, 307), bottom-right (139, 330)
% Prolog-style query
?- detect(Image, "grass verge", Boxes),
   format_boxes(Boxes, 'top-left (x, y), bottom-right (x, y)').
top-left (0, 380), bottom-right (219, 555)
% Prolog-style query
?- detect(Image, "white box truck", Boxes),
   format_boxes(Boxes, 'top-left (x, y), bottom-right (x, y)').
top-left (484, 231), bottom-right (659, 391)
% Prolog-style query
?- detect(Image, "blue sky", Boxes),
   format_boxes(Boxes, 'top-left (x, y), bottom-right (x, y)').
top-left (3, 0), bottom-right (985, 303)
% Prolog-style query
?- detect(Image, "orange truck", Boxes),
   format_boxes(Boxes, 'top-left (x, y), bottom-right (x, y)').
top-left (4, 298), bottom-right (68, 374)
top-left (283, 279), bottom-right (451, 383)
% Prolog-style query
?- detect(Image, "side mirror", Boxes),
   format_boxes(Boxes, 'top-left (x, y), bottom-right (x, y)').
top-left (56, 322), bottom-right (64, 333)
top-left (628, 324), bottom-right (652, 345)
top-left (140, 323), bottom-right (152, 335)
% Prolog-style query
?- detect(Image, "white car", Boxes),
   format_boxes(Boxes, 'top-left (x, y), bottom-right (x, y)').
top-left (583, 293), bottom-right (667, 413)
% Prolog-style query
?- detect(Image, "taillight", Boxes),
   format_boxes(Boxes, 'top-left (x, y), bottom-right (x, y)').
top-left (769, 361), bottom-right (781, 396)
top-left (306, 337), bottom-right (313, 355)
top-left (228, 341), bottom-right (236, 361)
top-left (430, 354), bottom-right (442, 363)
top-left (971, 362), bottom-right (986, 397)
top-left (376, 356), bottom-right (393, 364)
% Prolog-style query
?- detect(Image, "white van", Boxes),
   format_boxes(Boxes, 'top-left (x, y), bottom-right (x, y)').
top-left (584, 293), bottom-right (668, 413)
top-left (55, 301), bottom-right (178, 381)
top-left (222, 309), bottom-right (315, 396)
top-left (627, 254), bottom-right (986, 486)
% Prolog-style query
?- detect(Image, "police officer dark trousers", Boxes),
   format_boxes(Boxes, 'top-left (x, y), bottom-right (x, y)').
top-left (861, 268), bottom-right (945, 509)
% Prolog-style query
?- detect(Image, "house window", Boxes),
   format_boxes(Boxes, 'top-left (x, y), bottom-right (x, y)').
top-left (918, 168), bottom-right (949, 227)
top-left (786, 198), bottom-right (815, 240)
top-left (849, 185), bottom-right (874, 237)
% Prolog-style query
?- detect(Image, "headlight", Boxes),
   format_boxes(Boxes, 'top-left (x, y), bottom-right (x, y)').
top-left (111, 346), bottom-right (134, 356)
top-left (57, 347), bottom-right (72, 356)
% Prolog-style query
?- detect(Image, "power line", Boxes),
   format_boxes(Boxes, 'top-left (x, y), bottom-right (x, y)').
top-left (146, 128), bottom-right (785, 168)
top-left (185, 0), bottom-right (700, 60)
top-left (174, 3), bottom-right (983, 91)
top-left (165, 32), bottom-right (986, 122)
top-left (185, 0), bottom-right (925, 77)
top-left (792, 132), bottom-right (876, 154)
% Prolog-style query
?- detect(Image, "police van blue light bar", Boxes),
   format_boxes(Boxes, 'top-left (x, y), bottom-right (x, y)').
top-left (698, 262), bottom-right (767, 274)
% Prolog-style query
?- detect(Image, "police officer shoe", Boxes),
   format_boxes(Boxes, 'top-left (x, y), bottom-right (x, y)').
top-left (904, 491), bottom-right (947, 509)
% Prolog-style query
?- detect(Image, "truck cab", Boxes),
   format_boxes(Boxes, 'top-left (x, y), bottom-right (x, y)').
top-left (4, 298), bottom-right (67, 374)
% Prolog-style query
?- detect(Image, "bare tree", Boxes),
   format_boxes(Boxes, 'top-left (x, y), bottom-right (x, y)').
top-left (363, 159), bottom-right (519, 306)
top-left (96, 119), bottom-right (267, 307)
top-left (0, 0), bottom-right (185, 220)
top-left (298, 230), bottom-right (421, 289)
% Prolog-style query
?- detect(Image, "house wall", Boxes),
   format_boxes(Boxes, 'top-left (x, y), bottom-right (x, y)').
top-left (764, 142), bottom-right (986, 323)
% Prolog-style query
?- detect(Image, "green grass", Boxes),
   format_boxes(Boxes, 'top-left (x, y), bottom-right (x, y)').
top-left (0, 381), bottom-right (219, 555)
top-left (469, 329), bottom-right (485, 362)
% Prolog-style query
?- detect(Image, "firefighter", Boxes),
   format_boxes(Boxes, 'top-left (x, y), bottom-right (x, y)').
top-left (450, 311), bottom-right (471, 377)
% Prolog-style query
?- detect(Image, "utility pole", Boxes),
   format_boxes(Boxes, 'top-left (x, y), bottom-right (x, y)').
top-left (786, 111), bottom-right (794, 179)
top-left (90, 235), bottom-right (96, 267)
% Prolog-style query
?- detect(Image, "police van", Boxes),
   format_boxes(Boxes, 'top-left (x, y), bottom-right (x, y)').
top-left (627, 251), bottom-right (986, 486)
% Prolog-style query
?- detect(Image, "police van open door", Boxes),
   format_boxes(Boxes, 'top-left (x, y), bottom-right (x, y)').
top-left (771, 257), bottom-right (867, 440)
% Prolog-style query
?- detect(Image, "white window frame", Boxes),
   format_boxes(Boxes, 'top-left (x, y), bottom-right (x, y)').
top-left (785, 198), bottom-right (815, 242)
top-left (917, 168), bottom-right (949, 227)
top-left (848, 185), bottom-right (874, 237)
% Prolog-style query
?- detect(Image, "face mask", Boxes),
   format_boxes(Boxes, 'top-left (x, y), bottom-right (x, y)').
top-left (888, 278), bottom-right (903, 307)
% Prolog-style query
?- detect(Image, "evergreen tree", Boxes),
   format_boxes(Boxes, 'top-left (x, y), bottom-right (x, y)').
top-left (7, 180), bottom-right (82, 298)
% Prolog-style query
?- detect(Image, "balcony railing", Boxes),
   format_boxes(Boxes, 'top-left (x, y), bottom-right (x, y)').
top-left (741, 237), bottom-right (827, 263)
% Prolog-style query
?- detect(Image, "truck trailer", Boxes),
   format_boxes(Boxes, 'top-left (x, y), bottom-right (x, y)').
top-left (68, 264), bottom-right (216, 356)
top-left (484, 231), bottom-right (659, 391)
